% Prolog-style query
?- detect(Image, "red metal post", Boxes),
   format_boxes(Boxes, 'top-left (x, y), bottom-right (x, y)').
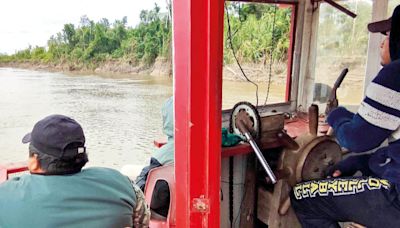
top-left (173, 0), bottom-right (224, 227)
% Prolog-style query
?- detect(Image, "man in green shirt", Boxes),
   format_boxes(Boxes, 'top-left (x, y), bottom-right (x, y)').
top-left (0, 114), bottom-right (149, 228)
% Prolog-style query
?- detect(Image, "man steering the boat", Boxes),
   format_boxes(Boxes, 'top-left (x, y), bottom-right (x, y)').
top-left (291, 5), bottom-right (400, 228)
top-left (0, 114), bottom-right (150, 228)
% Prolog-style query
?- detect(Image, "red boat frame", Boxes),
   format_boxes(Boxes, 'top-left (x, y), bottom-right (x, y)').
top-left (173, 0), bottom-right (297, 226)
top-left (5, 0), bottom-right (388, 226)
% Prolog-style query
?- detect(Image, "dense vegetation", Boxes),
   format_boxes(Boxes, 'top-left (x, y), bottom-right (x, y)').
top-left (0, 4), bottom-right (172, 68)
top-left (224, 4), bottom-right (291, 64)
top-left (0, 1), bottom-right (387, 71)
top-left (0, 3), bottom-right (292, 69)
top-left (318, 1), bottom-right (371, 58)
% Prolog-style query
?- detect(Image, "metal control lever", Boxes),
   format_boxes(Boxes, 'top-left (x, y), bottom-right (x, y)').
top-left (325, 68), bottom-right (349, 136)
top-left (325, 68), bottom-right (349, 116)
top-left (238, 120), bottom-right (277, 184)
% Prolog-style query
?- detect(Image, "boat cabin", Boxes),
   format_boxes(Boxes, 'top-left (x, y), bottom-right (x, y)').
top-left (171, 0), bottom-right (394, 227)
top-left (1, 0), bottom-right (397, 227)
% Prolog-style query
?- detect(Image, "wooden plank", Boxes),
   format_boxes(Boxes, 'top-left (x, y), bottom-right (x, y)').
top-left (267, 180), bottom-right (301, 228)
top-left (297, 0), bottom-right (320, 112)
top-left (221, 102), bottom-right (292, 129)
top-left (267, 180), bottom-right (285, 227)
top-left (290, 1), bottom-right (304, 111)
top-left (268, 114), bottom-right (303, 227)
top-left (239, 155), bottom-right (257, 228)
top-left (260, 113), bottom-right (285, 133)
top-left (257, 187), bottom-right (273, 225)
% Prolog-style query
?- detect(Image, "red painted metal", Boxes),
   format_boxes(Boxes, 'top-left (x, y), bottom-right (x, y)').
top-left (221, 141), bottom-right (282, 157)
top-left (0, 162), bottom-right (28, 184)
top-left (230, 0), bottom-right (299, 4)
top-left (285, 4), bottom-right (298, 101)
top-left (173, 0), bottom-right (224, 227)
top-left (4, 162), bottom-right (28, 174)
top-left (153, 140), bottom-right (166, 148)
top-left (144, 164), bottom-right (176, 227)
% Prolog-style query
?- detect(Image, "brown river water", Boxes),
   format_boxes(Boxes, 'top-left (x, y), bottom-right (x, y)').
top-left (0, 68), bottom-right (287, 169)
top-left (0, 67), bottom-right (364, 169)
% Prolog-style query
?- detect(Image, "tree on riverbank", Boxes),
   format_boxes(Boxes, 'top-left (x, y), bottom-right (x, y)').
top-left (0, 3), bottom-right (290, 69)
top-left (0, 1), bottom-right (374, 74)
top-left (224, 3), bottom-right (291, 65)
top-left (0, 3), bottom-right (291, 70)
top-left (0, 4), bottom-right (171, 68)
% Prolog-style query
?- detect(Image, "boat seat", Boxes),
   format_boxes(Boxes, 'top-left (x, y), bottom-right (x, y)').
top-left (144, 164), bottom-right (176, 227)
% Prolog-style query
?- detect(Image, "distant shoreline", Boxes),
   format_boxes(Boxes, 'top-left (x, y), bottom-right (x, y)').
top-left (0, 57), bottom-right (173, 78)
top-left (0, 59), bottom-right (289, 83)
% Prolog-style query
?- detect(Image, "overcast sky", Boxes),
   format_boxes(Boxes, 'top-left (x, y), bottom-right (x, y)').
top-left (0, 0), bottom-right (167, 54)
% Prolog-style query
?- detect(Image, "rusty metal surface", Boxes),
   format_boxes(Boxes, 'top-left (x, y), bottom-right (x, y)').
top-left (236, 110), bottom-right (256, 135)
top-left (301, 139), bottom-right (342, 181)
top-left (230, 101), bottom-right (261, 139)
top-left (281, 135), bottom-right (342, 187)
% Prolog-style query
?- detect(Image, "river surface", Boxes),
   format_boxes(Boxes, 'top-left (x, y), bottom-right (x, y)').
top-left (0, 67), bottom-right (285, 169)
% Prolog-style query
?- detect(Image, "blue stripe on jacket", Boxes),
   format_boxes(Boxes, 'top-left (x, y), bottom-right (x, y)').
top-left (364, 97), bottom-right (400, 118)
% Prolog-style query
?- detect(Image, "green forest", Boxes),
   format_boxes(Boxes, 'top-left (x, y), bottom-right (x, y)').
top-left (0, 3), bottom-right (292, 70)
top-left (0, 1), bottom-right (390, 72)
top-left (0, 4), bottom-right (172, 68)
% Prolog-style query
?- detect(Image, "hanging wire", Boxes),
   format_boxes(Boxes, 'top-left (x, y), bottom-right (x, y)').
top-left (264, 4), bottom-right (278, 105)
top-left (225, 2), bottom-right (259, 107)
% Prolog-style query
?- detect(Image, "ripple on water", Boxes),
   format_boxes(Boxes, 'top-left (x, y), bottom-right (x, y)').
top-left (0, 68), bottom-right (172, 169)
top-left (0, 68), bottom-right (287, 169)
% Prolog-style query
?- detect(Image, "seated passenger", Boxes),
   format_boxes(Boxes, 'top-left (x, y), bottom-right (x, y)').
top-left (135, 96), bottom-right (173, 217)
top-left (135, 96), bottom-right (242, 218)
top-left (0, 114), bottom-right (150, 228)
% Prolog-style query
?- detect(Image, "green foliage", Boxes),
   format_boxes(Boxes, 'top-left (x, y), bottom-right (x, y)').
top-left (0, 4), bottom-right (171, 67)
top-left (15, 46), bottom-right (32, 60)
top-left (0, 2), bottom-right (296, 69)
top-left (318, 1), bottom-right (372, 57)
top-left (224, 3), bottom-right (291, 65)
top-left (0, 54), bottom-right (14, 63)
top-left (0, 1), bottom-right (384, 72)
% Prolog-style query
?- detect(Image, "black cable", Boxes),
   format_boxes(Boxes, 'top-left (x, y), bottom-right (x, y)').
top-left (233, 155), bottom-right (250, 227)
top-left (225, 2), bottom-right (259, 107)
top-left (229, 156), bottom-right (234, 228)
top-left (264, 4), bottom-right (278, 105)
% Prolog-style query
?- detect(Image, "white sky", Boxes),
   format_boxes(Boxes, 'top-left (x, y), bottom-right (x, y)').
top-left (0, 0), bottom-right (167, 54)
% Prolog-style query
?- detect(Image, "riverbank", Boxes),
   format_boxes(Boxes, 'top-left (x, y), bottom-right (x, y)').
top-left (0, 57), bottom-right (173, 78)
top-left (0, 58), bottom-right (291, 83)
top-left (0, 57), bottom-right (365, 88)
